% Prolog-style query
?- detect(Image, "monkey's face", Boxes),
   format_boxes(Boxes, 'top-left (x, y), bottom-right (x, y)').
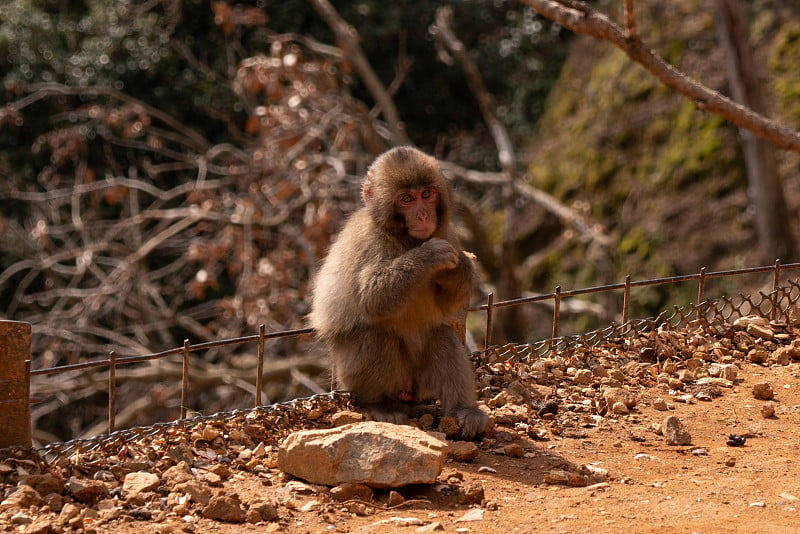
top-left (394, 186), bottom-right (439, 240)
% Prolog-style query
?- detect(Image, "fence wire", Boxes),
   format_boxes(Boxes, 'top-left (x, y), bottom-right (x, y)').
top-left (30, 275), bottom-right (800, 464)
top-left (483, 279), bottom-right (800, 364)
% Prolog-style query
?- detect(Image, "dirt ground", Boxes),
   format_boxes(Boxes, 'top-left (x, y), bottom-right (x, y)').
top-left (4, 319), bottom-right (800, 534)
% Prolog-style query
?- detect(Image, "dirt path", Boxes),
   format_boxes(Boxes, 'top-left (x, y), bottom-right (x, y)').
top-left (4, 321), bottom-right (800, 534)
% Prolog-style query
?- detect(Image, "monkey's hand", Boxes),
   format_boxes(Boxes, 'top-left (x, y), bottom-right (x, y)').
top-left (419, 238), bottom-right (459, 271)
top-left (455, 406), bottom-right (489, 440)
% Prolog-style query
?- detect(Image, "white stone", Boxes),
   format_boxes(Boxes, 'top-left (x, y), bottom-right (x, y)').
top-left (277, 421), bottom-right (447, 488)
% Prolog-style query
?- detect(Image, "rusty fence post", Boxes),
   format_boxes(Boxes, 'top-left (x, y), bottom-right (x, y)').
top-left (0, 320), bottom-right (33, 448)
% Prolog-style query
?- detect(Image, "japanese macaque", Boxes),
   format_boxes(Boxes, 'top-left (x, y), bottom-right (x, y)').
top-left (310, 146), bottom-right (488, 438)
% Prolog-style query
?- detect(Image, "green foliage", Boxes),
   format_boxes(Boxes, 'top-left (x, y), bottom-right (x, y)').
top-left (651, 101), bottom-right (727, 186)
top-left (769, 21), bottom-right (800, 126)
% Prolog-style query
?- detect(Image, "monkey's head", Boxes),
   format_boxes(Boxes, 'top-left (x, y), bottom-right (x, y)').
top-left (362, 146), bottom-right (452, 242)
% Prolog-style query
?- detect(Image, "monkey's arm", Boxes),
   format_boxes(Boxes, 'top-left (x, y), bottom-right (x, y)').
top-left (433, 250), bottom-right (475, 315)
top-left (357, 238), bottom-right (458, 319)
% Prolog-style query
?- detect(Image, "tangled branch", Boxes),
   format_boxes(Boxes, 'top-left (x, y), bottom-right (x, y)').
top-left (520, 0), bottom-right (800, 152)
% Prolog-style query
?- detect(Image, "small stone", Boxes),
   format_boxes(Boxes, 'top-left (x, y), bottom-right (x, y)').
top-left (173, 481), bottom-right (211, 506)
top-left (611, 401), bottom-right (629, 415)
top-left (458, 482), bottom-right (485, 505)
top-left (720, 364), bottom-right (739, 381)
top-left (448, 441), bottom-right (480, 462)
top-left (438, 417), bottom-right (462, 438)
top-left (502, 444), bottom-right (525, 457)
top-left (415, 522), bottom-right (445, 532)
top-left (651, 398), bottom-right (669, 411)
top-left (725, 457), bottom-right (736, 467)
top-left (22, 517), bottom-right (52, 534)
top-left (573, 369), bottom-right (593, 385)
top-left (331, 411), bottom-right (364, 426)
top-left (752, 382), bottom-right (774, 400)
top-left (667, 377), bottom-right (685, 390)
top-left (65, 477), bottom-right (109, 505)
top-left (748, 349), bottom-right (769, 364)
top-left (746, 322), bottom-right (774, 340)
top-left (330, 482), bottom-right (373, 503)
top-left (162, 462), bottom-right (194, 485)
top-left (0, 485), bottom-right (43, 512)
top-left (726, 433), bottom-right (746, 447)
top-left (418, 413), bottom-right (435, 430)
top-left (123, 472), bottom-right (160, 498)
top-left (734, 315), bottom-right (768, 329)
top-left (543, 470), bottom-right (588, 487)
top-left (247, 502), bottom-right (278, 521)
top-left (9, 512), bottom-right (32, 526)
top-left (58, 502), bottom-right (82, 526)
top-left (761, 401), bottom-right (777, 418)
top-left (201, 494), bottom-right (247, 523)
top-left (21, 474), bottom-right (66, 496)
top-left (677, 369), bottom-right (695, 382)
top-left (662, 416), bottom-right (692, 446)
top-left (603, 388), bottom-right (637, 409)
top-left (388, 491), bottom-right (405, 507)
top-left (455, 508), bottom-right (485, 522)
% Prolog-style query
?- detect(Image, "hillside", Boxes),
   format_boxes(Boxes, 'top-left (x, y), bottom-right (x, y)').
top-left (522, 0), bottom-right (800, 305)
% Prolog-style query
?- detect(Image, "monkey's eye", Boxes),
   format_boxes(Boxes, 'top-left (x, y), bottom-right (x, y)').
top-left (421, 188), bottom-right (437, 200)
top-left (399, 193), bottom-right (415, 204)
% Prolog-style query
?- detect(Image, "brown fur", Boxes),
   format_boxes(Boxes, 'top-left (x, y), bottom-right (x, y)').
top-left (310, 146), bottom-right (488, 438)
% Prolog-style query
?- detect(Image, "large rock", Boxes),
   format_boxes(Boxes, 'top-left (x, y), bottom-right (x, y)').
top-left (278, 421), bottom-right (448, 488)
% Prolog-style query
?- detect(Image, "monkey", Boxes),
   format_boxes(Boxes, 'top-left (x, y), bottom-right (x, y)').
top-left (310, 146), bottom-right (488, 439)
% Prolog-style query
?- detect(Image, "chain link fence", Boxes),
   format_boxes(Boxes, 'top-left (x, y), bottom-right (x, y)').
top-left (5, 261), bottom-right (800, 462)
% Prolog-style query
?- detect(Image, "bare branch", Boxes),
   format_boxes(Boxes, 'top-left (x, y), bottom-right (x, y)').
top-left (624, 0), bottom-right (637, 39)
top-left (307, 0), bottom-right (410, 146)
top-left (6, 83), bottom-right (212, 152)
top-left (519, 0), bottom-right (800, 153)
top-left (442, 162), bottom-right (611, 247)
top-left (430, 6), bottom-right (515, 173)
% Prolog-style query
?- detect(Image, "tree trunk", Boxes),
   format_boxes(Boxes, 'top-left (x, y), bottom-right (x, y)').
top-left (713, 0), bottom-right (797, 263)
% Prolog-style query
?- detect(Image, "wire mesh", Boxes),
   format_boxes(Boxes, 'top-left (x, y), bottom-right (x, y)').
top-left (14, 264), bottom-right (800, 464)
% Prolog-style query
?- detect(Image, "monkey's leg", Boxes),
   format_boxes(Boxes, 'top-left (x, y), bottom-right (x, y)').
top-left (417, 326), bottom-right (489, 439)
top-left (329, 330), bottom-right (412, 425)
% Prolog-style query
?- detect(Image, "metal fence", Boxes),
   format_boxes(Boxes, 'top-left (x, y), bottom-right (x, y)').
top-left (6, 260), bottom-right (800, 460)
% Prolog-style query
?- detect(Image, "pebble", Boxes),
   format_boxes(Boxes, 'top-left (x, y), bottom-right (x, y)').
top-left (458, 482), bottom-right (485, 505)
top-left (448, 441), bottom-right (481, 462)
top-left (502, 444), bottom-right (525, 457)
top-left (662, 416), bottom-right (692, 446)
top-left (651, 398), bottom-right (669, 411)
top-left (455, 508), bottom-right (485, 522)
top-left (761, 401), bottom-right (777, 418)
top-left (726, 434), bottom-right (746, 447)
top-left (752, 382), bottom-right (775, 400)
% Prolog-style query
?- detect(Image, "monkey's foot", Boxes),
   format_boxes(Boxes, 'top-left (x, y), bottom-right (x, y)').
top-left (455, 406), bottom-right (489, 440)
top-left (365, 401), bottom-right (411, 425)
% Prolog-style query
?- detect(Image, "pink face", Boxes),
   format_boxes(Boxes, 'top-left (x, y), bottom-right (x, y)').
top-left (395, 187), bottom-right (439, 240)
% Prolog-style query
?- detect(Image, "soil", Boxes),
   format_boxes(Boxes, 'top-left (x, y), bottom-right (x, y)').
top-left (4, 317), bottom-right (800, 534)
